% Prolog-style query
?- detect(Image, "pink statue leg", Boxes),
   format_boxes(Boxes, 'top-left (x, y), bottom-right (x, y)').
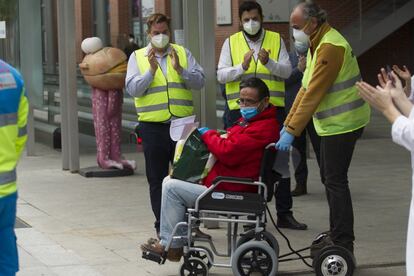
top-left (92, 87), bottom-right (123, 169)
top-left (107, 90), bottom-right (136, 170)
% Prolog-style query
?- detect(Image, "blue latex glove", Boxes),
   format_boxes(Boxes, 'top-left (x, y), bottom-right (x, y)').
top-left (198, 127), bottom-right (210, 135)
top-left (275, 132), bottom-right (294, 151)
top-left (280, 126), bottom-right (286, 136)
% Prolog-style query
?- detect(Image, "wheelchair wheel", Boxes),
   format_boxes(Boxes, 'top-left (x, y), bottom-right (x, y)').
top-left (189, 246), bottom-right (214, 269)
top-left (313, 246), bottom-right (355, 276)
top-left (237, 230), bottom-right (279, 257)
top-left (232, 241), bottom-right (277, 276)
top-left (180, 257), bottom-right (209, 276)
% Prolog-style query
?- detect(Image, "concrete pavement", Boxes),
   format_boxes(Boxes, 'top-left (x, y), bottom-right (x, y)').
top-left (15, 116), bottom-right (411, 275)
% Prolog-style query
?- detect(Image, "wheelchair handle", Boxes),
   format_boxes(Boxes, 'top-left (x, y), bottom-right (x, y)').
top-left (266, 143), bottom-right (276, 149)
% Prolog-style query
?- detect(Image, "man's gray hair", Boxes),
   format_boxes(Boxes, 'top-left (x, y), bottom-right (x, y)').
top-left (299, 0), bottom-right (327, 25)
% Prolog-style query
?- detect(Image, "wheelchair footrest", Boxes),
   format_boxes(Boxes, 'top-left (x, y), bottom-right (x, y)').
top-left (142, 250), bottom-right (164, 264)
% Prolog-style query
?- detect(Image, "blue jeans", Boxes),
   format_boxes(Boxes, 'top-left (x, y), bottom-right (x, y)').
top-left (159, 177), bottom-right (207, 248)
top-left (0, 192), bottom-right (18, 276)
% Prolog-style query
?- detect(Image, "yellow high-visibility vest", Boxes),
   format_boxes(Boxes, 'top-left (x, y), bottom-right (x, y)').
top-left (134, 44), bottom-right (193, 122)
top-left (0, 60), bottom-right (28, 198)
top-left (302, 28), bottom-right (370, 136)
top-left (226, 30), bottom-right (285, 110)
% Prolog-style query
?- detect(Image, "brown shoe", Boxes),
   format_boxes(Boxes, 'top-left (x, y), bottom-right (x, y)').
top-left (147, 237), bottom-right (159, 245)
top-left (140, 241), bottom-right (183, 262)
top-left (193, 227), bottom-right (212, 239)
top-left (291, 184), bottom-right (307, 196)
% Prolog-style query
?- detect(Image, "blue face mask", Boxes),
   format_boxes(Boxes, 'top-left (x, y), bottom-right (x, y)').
top-left (240, 106), bottom-right (258, 120)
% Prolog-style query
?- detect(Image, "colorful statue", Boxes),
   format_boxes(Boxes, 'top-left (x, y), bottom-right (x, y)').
top-left (79, 37), bottom-right (136, 170)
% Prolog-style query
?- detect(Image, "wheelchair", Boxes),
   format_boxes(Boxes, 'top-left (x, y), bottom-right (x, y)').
top-left (142, 143), bottom-right (356, 276)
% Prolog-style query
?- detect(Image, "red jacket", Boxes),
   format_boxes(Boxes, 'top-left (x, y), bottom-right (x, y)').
top-left (201, 105), bottom-right (279, 192)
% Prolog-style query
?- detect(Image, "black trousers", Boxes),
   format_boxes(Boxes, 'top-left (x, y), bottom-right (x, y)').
top-left (274, 107), bottom-right (293, 216)
top-left (224, 107), bottom-right (293, 217)
top-left (138, 122), bottom-right (176, 231)
top-left (292, 119), bottom-right (322, 185)
top-left (320, 127), bottom-right (363, 251)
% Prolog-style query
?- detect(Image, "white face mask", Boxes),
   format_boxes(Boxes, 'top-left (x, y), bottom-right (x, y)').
top-left (294, 40), bottom-right (309, 55)
top-left (243, 20), bottom-right (261, 36)
top-left (151, 34), bottom-right (169, 49)
top-left (293, 28), bottom-right (309, 45)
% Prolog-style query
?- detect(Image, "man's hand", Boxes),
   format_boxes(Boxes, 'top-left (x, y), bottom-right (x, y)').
top-left (198, 127), bottom-right (210, 135)
top-left (356, 80), bottom-right (394, 113)
top-left (148, 48), bottom-right (158, 75)
top-left (298, 55), bottom-right (306, 72)
top-left (393, 65), bottom-right (411, 82)
top-left (377, 69), bottom-right (405, 99)
top-left (275, 132), bottom-right (294, 152)
top-left (242, 49), bottom-right (255, 71)
top-left (258, 48), bottom-right (271, 65)
top-left (170, 48), bottom-right (183, 74)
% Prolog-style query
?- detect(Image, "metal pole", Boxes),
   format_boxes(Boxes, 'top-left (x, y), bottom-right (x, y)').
top-left (94, 0), bottom-right (109, 45)
top-left (198, 0), bottom-right (216, 128)
top-left (19, 0), bottom-right (43, 156)
top-left (171, 0), bottom-right (183, 43)
top-left (183, 0), bottom-right (201, 122)
top-left (57, 0), bottom-right (79, 172)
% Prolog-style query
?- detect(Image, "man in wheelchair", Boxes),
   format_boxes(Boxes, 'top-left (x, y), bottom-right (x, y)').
top-left (140, 77), bottom-right (279, 262)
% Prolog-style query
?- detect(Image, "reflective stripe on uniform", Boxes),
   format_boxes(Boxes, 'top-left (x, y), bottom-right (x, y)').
top-left (269, 91), bottom-right (284, 97)
top-left (314, 98), bottom-right (366, 120)
top-left (146, 86), bottom-right (166, 95)
top-left (136, 103), bottom-right (168, 113)
top-left (18, 125), bottom-right (27, 137)
top-left (0, 113), bottom-right (17, 127)
top-left (145, 82), bottom-right (188, 95)
top-left (226, 93), bottom-right (239, 100)
top-left (168, 82), bottom-right (188, 89)
top-left (169, 99), bottom-right (193, 106)
top-left (237, 73), bottom-right (283, 82)
top-left (0, 169), bottom-right (16, 185)
top-left (327, 74), bottom-right (361, 94)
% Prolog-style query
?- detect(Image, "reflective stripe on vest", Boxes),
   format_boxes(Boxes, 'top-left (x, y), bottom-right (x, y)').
top-left (226, 31), bottom-right (285, 110)
top-left (0, 169), bottom-right (16, 185)
top-left (134, 44), bottom-right (193, 122)
top-left (302, 28), bottom-right (370, 136)
top-left (314, 98), bottom-right (365, 120)
top-left (0, 113), bottom-right (17, 127)
top-left (18, 125), bottom-right (27, 137)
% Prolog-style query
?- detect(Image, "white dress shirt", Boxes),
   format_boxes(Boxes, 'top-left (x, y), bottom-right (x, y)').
top-left (392, 107), bottom-right (414, 276)
top-left (125, 43), bottom-right (205, 98)
top-left (217, 30), bottom-right (292, 84)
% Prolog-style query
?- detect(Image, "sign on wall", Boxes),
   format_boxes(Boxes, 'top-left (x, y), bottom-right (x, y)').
top-left (0, 21), bottom-right (6, 39)
top-left (216, 0), bottom-right (232, 25)
top-left (257, 0), bottom-right (290, 23)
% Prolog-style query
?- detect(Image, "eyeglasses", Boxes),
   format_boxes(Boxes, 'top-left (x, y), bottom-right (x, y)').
top-left (236, 98), bottom-right (261, 106)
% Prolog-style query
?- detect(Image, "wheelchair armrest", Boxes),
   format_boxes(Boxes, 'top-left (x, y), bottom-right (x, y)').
top-left (195, 177), bottom-right (267, 212)
top-left (211, 176), bottom-right (254, 185)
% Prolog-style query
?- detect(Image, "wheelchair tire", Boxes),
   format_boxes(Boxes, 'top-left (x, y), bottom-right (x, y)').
top-left (313, 245), bottom-right (355, 276)
top-left (232, 240), bottom-right (278, 276)
top-left (189, 246), bottom-right (214, 269)
top-left (180, 257), bottom-right (209, 276)
top-left (237, 230), bottom-right (279, 257)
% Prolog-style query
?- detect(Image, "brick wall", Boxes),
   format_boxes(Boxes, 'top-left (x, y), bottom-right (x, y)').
top-left (109, 0), bottom-right (132, 49)
top-left (154, 0), bottom-right (171, 17)
top-left (358, 18), bottom-right (414, 85)
top-left (72, 0), bottom-right (413, 85)
top-left (75, 0), bottom-right (93, 62)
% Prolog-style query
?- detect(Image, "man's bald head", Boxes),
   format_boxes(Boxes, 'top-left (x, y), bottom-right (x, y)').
top-left (290, 1), bottom-right (327, 34)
